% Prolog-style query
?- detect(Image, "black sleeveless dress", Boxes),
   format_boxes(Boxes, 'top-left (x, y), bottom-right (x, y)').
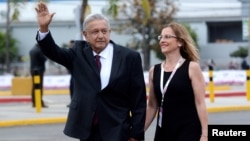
top-left (153, 60), bottom-right (201, 141)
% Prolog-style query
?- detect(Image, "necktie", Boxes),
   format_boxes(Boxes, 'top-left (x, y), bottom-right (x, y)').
top-left (93, 55), bottom-right (101, 126)
top-left (95, 55), bottom-right (101, 71)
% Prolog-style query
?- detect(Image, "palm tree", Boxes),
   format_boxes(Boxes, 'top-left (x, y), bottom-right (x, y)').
top-left (80, 0), bottom-right (89, 32)
top-left (5, 0), bottom-right (25, 73)
top-left (3, 0), bottom-right (49, 73)
top-left (5, 0), bottom-right (11, 73)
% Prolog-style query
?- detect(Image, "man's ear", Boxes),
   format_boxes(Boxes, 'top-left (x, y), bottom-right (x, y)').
top-left (82, 31), bottom-right (87, 37)
top-left (82, 31), bottom-right (87, 40)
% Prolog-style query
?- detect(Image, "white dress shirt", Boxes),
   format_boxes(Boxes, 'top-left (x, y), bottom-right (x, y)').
top-left (93, 44), bottom-right (113, 89)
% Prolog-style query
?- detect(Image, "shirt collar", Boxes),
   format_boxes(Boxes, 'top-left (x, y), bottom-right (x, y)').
top-left (93, 43), bottom-right (113, 59)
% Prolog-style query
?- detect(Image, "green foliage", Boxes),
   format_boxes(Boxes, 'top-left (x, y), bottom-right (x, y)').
top-left (0, 30), bottom-right (18, 65)
top-left (183, 23), bottom-right (199, 50)
top-left (9, 0), bottom-right (49, 21)
top-left (108, 0), bottom-right (119, 19)
top-left (107, 0), bottom-right (176, 70)
top-left (61, 43), bottom-right (68, 49)
top-left (230, 46), bottom-right (248, 59)
top-left (9, 0), bottom-right (26, 21)
top-left (141, 0), bottom-right (151, 25)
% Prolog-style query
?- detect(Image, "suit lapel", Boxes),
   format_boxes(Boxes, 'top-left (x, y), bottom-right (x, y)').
top-left (81, 42), bottom-right (100, 76)
top-left (109, 43), bottom-right (121, 84)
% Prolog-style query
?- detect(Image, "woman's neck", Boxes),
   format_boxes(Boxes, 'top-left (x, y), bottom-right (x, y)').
top-left (165, 54), bottom-right (182, 65)
top-left (163, 55), bottom-right (182, 71)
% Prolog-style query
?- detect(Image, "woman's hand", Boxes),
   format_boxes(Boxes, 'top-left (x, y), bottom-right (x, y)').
top-left (200, 134), bottom-right (208, 141)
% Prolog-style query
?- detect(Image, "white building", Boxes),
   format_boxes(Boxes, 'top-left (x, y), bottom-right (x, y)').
top-left (0, 0), bottom-right (249, 73)
top-left (175, 0), bottom-right (248, 70)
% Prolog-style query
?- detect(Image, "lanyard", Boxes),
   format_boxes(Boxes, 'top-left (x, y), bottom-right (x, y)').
top-left (160, 57), bottom-right (182, 106)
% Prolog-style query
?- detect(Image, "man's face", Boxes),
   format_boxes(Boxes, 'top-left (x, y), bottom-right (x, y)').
top-left (83, 19), bottom-right (111, 53)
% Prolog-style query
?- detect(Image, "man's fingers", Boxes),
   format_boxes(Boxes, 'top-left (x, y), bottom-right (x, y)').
top-left (50, 12), bottom-right (56, 19)
top-left (39, 1), bottom-right (46, 8)
top-left (35, 2), bottom-right (55, 17)
top-left (36, 1), bottom-right (48, 12)
top-left (38, 2), bottom-right (42, 11)
top-left (35, 7), bottom-right (39, 13)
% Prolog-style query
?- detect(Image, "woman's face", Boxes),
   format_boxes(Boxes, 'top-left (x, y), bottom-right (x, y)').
top-left (159, 27), bottom-right (181, 54)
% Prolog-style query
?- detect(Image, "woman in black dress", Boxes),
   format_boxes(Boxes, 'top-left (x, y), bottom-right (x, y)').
top-left (145, 22), bottom-right (208, 141)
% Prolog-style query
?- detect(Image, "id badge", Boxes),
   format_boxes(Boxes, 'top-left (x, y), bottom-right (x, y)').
top-left (158, 107), bottom-right (163, 127)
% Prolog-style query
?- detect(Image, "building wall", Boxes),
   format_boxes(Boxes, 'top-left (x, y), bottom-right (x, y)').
top-left (186, 20), bottom-right (248, 69)
top-left (0, 20), bottom-right (137, 74)
top-left (0, 0), bottom-right (249, 73)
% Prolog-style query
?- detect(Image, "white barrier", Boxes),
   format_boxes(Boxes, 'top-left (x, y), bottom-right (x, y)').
top-left (0, 75), bottom-right (13, 89)
top-left (0, 70), bottom-right (246, 89)
top-left (203, 70), bottom-right (245, 85)
top-left (0, 75), bottom-right (70, 89)
top-left (43, 75), bottom-right (71, 89)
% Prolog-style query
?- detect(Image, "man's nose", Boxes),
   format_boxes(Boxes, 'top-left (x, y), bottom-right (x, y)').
top-left (97, 31), bottom-right (105, 37)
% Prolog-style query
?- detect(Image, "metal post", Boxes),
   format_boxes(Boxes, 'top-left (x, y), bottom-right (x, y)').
top-left (208, 66), bottom-right (215, 103)
top-left (33, 71), bottom-right (42, 113)
top-left (246, 66), bottom-right (250, 101)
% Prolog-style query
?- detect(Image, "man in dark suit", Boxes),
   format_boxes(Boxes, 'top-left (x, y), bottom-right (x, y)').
top-left (35, 2), bottom-right (146, 141)
top-left (29, 43), bottom-right (47, 108)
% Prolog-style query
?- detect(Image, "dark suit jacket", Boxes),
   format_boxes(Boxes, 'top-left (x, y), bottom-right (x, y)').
top-left (36, 32), bottom-right (146, 141)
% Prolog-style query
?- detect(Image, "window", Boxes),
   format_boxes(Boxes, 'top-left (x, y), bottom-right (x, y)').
top-left (207, 21), bottom-right (244, 43)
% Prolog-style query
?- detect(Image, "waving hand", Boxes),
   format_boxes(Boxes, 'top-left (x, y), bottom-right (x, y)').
top-left (35, 2), bottom-right (55, 32)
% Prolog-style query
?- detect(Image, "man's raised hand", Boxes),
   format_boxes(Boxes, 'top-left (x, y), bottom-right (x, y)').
top-left (35, 1), bottom-right (55, 32)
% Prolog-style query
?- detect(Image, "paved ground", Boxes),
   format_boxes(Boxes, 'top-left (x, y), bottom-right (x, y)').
top-left (0, 85), bottom-right (250, 127)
